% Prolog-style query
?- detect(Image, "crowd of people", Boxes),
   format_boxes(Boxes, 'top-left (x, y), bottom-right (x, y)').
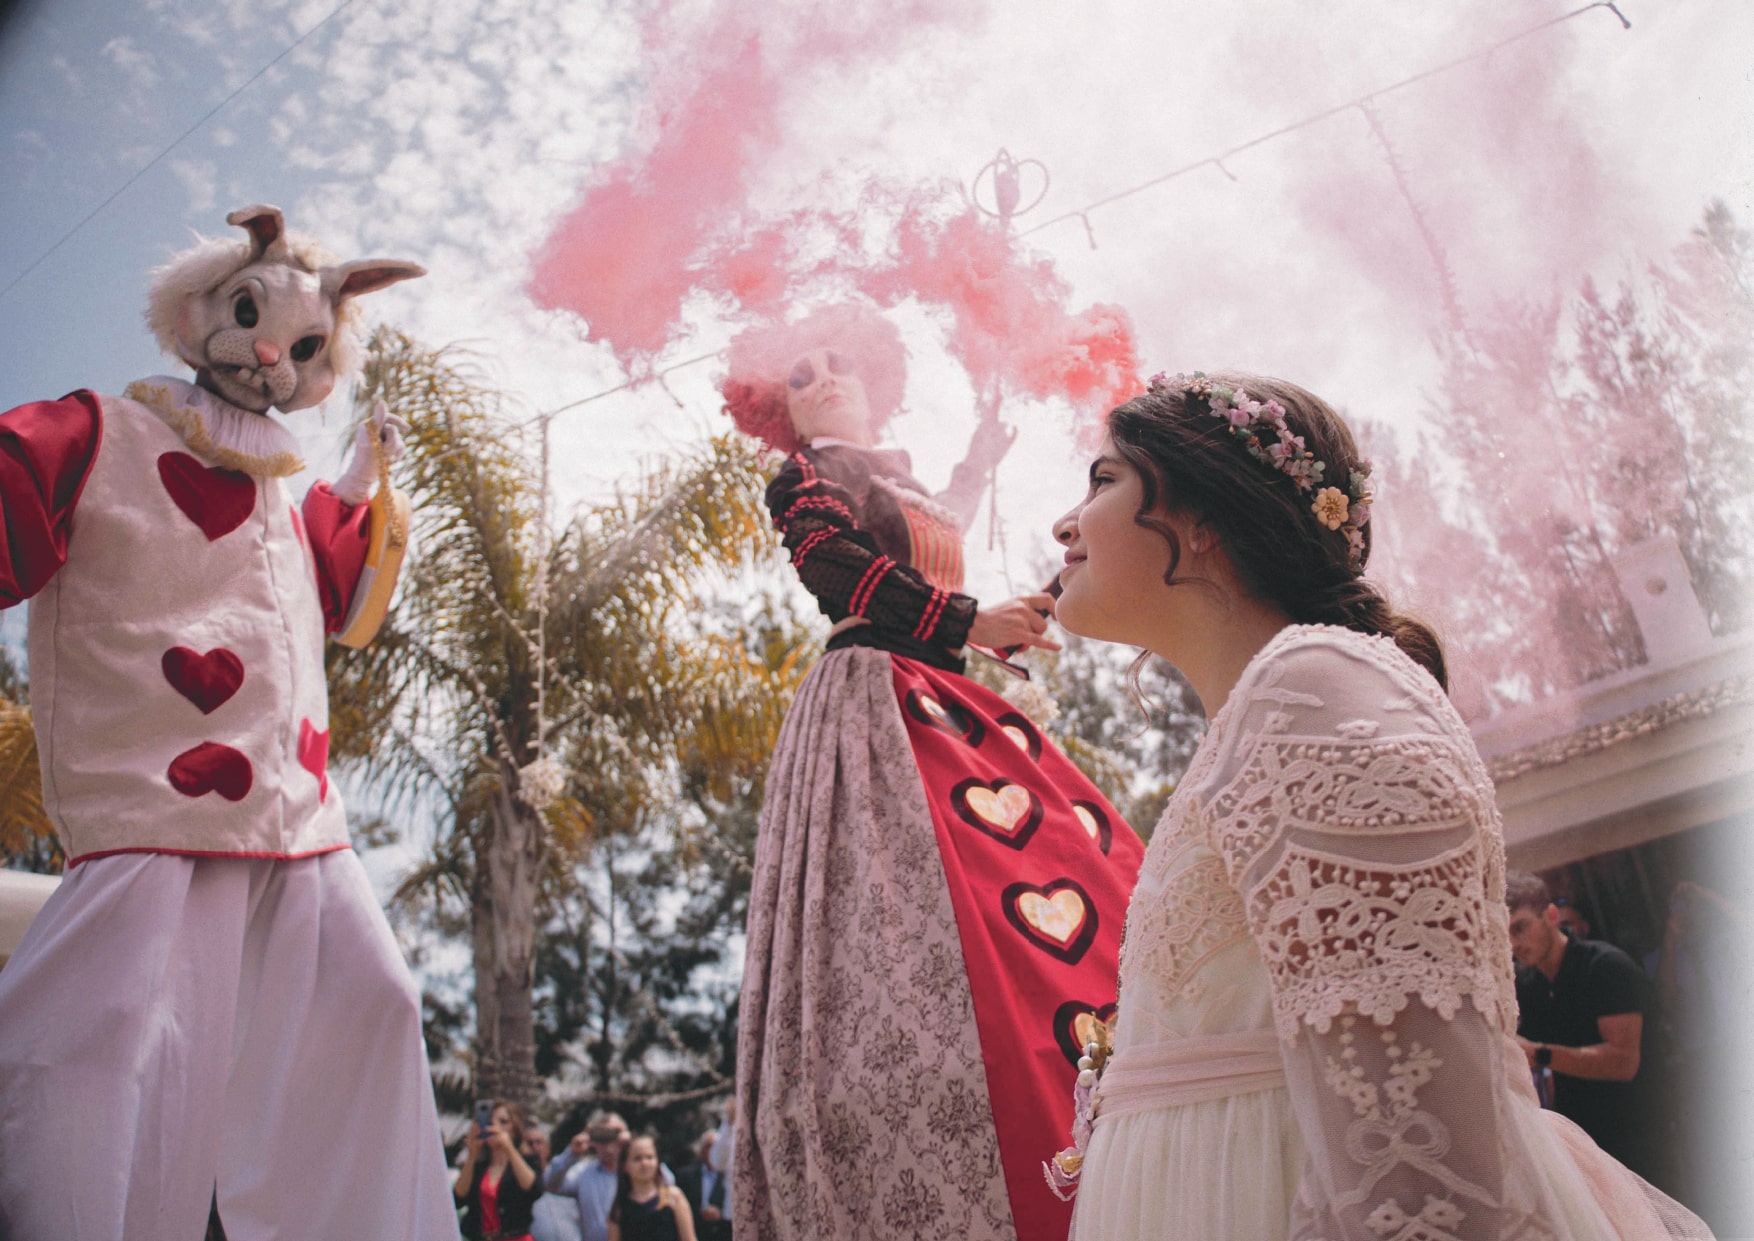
top-left (452, 1105), bottom-right (735, 1241)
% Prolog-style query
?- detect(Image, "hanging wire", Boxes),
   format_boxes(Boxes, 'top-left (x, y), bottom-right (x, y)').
top-left (0, 0), bottom-right (364, 303)
top-left (524, 0), bottom-right (1632, 421)
top-left (1018, 0), bottom-right (1630, 242)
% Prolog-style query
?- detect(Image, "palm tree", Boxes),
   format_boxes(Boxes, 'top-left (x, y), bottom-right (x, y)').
top-left (328, 329), bottom-right (801, 1105)
top-left (0, 648), bottom-right (57, 873)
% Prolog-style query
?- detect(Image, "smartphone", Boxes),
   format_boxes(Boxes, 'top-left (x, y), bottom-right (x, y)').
top-left (473, 1099), bottom-right (494, 1140)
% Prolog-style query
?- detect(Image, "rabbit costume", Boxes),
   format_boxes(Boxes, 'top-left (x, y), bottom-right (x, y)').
top-left (0, 207), bottom-right (459, 1239)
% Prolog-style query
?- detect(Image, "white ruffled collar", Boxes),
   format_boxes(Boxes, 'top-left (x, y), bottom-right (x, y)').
top-left (123, 376), bottom-right (306, 478)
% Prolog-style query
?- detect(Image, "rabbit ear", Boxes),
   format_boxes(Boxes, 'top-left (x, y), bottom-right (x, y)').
top-left (226, 205), bottom-right (285, 259)
top-left (320, 259), bottom-right (427, 305)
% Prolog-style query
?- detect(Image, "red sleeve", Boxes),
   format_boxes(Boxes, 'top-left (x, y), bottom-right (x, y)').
top-left (765, 450), bottom-right (976, 649)
top-left (301, 482), bottom-right (372, 634)
top-left (0, 391), bottom-right (103, 608)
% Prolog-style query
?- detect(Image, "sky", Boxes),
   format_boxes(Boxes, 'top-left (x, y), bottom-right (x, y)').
top-left (0, 0), bottom-right (1748, 1023)
top-left (0, 0), bottom-right (1749, 699)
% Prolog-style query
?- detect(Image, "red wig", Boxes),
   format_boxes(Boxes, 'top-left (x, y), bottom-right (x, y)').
top-left (719, 304), bottom-right (908, 454)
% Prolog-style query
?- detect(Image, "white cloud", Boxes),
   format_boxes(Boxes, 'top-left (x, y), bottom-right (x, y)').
top-left (101, 36), bottom-right (159, 91)
top-left (170, 157), bottom-right (218, 212)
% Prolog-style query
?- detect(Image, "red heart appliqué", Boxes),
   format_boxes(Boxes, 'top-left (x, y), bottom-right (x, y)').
top-left (161, 646), bottom-right (245, 715)
top-left (1002, 877), bottom-right (1099, 966)
top-left (167, 742), bottom-right (253, 802)
top-left (299, 719), bottom-right (329, 803)
top-left (158, 452), bottom-right (256, 541)
top-left (951, 777), bottom-right (1043, 850)
top-left (1052, 999), bottom-right (1119, 1068)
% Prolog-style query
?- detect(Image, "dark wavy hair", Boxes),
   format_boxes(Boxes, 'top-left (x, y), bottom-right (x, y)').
top-left (718, 304), bottom-right (908, 454)
top-left (1106, 373), bottom-right (1447, 691)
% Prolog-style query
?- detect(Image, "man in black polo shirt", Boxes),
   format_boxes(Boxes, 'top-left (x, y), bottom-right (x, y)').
top-left (1506, 871), bottom-right (1656, 1179)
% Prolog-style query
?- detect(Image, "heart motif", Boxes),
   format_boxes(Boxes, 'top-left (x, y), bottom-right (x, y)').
top-left (161, 646), bottom-right (245, 715)
top-left (1052, 999), bottom-right (1119, 1068)
top-left (904, 689), bottom-right (985, 748)
top-left (1004, 877), bottom-right (1099, 965)
top-left (995, 712), bottom-right (1042, 762)
top-left (1072, 800), bottom-right (1113, 856)
top-left (158, 451), bottom-right (256, 541)
top-left (299, 719), bottom-right (330, 803)
top-left (167, 742), bottom-right (253, 802)
top-left (952, 778), bottom-right (1042, 850)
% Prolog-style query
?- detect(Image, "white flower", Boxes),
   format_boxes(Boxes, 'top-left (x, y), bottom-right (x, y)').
top-left (1003, 678), bottom-right (1061, 727)
top-left (517, 754), bottom-right (567, 811)
top-left (1311, 486), bottom-right (1350, 531)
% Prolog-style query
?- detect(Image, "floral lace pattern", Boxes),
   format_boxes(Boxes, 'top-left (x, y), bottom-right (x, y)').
top-left (1322, 1017), bottom-right (1482, 1223)
top-left (1084, 627), bottom-right (1711, 1241)
top-left (734, 649), bottom-right (1015, 1241)
top-left (1233, 829), bottom-right (1511, 1043)
top-left (1206, 632), bottom-right (1519, 1043)
top-left (1119, 836), bottom-right (1249, 1012)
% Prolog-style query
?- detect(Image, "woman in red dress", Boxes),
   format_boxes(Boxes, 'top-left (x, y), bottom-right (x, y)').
top-left (722, 305), bottom-right (1145, 1241)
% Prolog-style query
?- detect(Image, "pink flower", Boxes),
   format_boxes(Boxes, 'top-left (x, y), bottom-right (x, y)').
top-left (1311, 486), bottom-right (1350, 530)
top-left (1269, 435), bottom-right (1306, 464)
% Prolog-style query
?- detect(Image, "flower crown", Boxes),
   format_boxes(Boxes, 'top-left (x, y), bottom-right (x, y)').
top-left (1147, 371), bottom-right (1374, 574)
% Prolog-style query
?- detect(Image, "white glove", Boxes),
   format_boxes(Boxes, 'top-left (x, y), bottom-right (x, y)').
top-left (331, 401), bottom-right (408, 504)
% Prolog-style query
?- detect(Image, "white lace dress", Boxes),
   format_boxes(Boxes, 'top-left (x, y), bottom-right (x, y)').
top-left (1070, 625), bottom-right (1712, 1241)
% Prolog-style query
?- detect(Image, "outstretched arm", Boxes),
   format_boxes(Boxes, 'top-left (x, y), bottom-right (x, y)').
top-left (934, 398), bottom-right (1015, 532)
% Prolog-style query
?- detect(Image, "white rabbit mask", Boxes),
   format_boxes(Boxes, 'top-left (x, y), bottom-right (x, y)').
top-left (147, 205), bottom-right (424, 415)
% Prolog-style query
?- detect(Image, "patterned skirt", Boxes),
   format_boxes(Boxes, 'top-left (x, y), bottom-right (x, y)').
top-left (732, 647), bottom-right (1143, 1241)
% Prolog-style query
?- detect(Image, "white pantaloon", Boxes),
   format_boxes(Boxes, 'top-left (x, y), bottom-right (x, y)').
top-left (0, 850), bottom-right (459, 1239)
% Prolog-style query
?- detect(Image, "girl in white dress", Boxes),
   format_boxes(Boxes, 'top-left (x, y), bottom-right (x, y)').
top-left (1045, 372), bottom-right (1713, 1240)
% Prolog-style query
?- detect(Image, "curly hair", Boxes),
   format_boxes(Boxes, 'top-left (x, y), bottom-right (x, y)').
top-left (1106, 373), bottom-right (1447, 690)
top-left (719, 304), bottom-right (908, 453)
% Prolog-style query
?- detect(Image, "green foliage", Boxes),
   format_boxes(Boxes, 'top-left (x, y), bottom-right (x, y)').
top-left (328, 328), bottom-right (805, 1108)
top-left (0, 646), bottom-right (60, 873)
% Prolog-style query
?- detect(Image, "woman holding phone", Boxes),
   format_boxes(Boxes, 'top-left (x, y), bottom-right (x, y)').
top-left (456, 1099), bottom-right (545, 1241)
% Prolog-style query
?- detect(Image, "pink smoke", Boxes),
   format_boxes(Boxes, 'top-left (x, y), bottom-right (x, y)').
top-left (527, 0), bottom-right (1136, 436)
top-left (854, 204), bottom-right (1141, 434)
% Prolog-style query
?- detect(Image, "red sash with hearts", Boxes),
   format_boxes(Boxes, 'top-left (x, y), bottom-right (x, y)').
top-left (892, 656), bottom-right (1143, 1241)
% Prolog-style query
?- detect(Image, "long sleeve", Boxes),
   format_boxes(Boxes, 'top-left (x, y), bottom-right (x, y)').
top-left (0, 391), bottom-right (103, 608)
top-left (709, 1115), bottom-right (734, 1220)
top-left (543, 1145), bottom-right (576, 1193)
top-left (300, 481), bottom-right (373, 634)
top-left (1204, 629), bottom-right (1534, 1239)
top-left (765, 450), bottom-right (976, 650)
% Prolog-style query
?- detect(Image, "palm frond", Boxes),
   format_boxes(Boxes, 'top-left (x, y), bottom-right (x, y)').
top-left (0, 701), bottom-right (52, 859)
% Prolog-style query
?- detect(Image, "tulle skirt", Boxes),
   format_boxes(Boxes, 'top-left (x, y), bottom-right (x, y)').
top-left (1069, 1037), bottom-right (1715, 1241)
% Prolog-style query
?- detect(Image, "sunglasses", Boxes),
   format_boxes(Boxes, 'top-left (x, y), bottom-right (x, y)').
top-left (788, 350), bottom-right (856, 390)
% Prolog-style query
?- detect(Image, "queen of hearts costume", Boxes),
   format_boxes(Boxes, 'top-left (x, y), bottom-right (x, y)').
top-left (726, 326), bottom-right (1146, 1241)
top-left (0, 208), bottom-right (458, 1240)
